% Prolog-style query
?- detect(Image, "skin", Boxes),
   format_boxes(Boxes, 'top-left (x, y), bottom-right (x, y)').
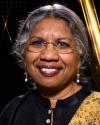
top-left (25, 17), bottom-right (82, 107)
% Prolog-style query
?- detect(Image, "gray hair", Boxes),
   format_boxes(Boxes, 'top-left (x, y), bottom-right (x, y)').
top-left (12, 3), bottom-right (91, 84)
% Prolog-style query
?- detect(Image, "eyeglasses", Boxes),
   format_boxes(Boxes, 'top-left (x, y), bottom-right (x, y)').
top-left (26, 38), bottom-right (75, 54)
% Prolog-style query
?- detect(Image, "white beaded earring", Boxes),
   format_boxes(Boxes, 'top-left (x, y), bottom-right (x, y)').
top-left (24, 71), bottom-right (28, 82)
top-left (76, 72), bottom-right (80, 83)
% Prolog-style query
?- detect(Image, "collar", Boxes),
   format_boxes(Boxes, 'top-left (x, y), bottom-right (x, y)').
top-left (34, 85), bottom-right (92, 109)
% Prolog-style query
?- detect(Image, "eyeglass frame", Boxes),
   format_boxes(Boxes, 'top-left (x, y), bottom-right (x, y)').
top-left (26, 37), bottom-right (76, 54)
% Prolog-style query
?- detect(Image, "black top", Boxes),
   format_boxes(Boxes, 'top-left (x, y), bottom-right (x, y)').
top-left (0, 86), bottom-right (92, 125)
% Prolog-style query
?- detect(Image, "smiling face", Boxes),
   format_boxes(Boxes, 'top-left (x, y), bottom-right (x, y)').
top-left (25, 17), bottom-right (80, 91)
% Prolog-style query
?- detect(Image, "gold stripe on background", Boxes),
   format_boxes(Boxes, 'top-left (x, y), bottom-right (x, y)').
top-left (80, 0), bottom-right (100, 67)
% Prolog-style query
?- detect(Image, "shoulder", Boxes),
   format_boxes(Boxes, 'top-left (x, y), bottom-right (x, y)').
top-left (1, 89), bottom-right (37, 112)
top-left (0, 89), bottom-right (37, 124)
top-left (81, 91), bottom-right (100, 109)
top-left (69, 91), bottom-right (100, 124)
top-left (4, 89), bottom-right (34, 108)
top-left (87, 91), bottom-right (100, 104)
top-left (91, 91), bottom-right (100, 97)
top-left (80, 91), bottom-right (100, 114)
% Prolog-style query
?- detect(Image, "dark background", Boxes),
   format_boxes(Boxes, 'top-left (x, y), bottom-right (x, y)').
top-left (0, 0), bottom-right (100, 112)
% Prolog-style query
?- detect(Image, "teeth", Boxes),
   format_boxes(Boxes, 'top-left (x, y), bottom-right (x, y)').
top-left (41, 68), bottom-right (57, 73)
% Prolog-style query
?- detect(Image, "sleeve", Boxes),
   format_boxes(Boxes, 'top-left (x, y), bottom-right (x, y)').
top-left (0, 105), bottom-right (10, 125)
top-left (0, 95), bottom-right (25, 125)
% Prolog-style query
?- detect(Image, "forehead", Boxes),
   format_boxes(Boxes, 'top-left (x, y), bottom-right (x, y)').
top-left (31, 17), bottom-right (73, 38)
top-left (33, 17), bottom-right (67, 28)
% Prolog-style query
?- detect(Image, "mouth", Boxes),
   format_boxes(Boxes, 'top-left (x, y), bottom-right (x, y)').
top-left (37, 65), bottom-right (62, 77)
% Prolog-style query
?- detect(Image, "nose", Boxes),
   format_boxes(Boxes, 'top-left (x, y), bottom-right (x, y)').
top-left (40, 44), bottom-right (59, 62)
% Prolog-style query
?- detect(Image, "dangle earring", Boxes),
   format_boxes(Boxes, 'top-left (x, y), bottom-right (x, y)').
top-left (24, 71), bottom-right (28, 82)
top-left (24, 64), bottom-right (28, 82)
top-left (76, 70), bottom-right (80, 84)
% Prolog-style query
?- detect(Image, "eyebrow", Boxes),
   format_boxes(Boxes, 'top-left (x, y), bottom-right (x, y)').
top-left (30, 36), bottom-right (73, 41)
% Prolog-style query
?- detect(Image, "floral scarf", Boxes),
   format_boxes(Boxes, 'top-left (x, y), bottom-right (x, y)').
top-left (69, 91), bottom-right (100, 125)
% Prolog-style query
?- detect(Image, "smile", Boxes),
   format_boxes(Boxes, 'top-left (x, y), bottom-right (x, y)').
top-left (37, 66), bottom-right (62, 77)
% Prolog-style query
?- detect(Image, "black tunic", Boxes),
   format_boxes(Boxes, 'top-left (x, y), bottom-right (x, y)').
top-left (0, 86), bottom-right (92, 125)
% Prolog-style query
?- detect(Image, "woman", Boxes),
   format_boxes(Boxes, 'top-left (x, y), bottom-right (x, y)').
top-left (0, 3), bottom-right (100, 125)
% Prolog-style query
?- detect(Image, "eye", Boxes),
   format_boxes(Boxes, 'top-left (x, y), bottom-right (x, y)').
top-left (56, 40), bottom-right (70, 49)
top-left (29, 38), bottom-right (45, 47)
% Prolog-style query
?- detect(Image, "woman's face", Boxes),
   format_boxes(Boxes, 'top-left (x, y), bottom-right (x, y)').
top-left (25, 17), bottom-right (80, 89)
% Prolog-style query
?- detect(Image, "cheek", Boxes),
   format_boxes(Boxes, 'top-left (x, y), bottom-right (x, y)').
top-left (25, 52), bottom-right (40, 67)
top-left (62, 53), bottom-right (79, 69)
top-left (25, 52), bottom-right (40, 79)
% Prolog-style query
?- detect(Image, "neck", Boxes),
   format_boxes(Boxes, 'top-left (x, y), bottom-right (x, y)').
top-left (39, 82), bottom-right (82, 108)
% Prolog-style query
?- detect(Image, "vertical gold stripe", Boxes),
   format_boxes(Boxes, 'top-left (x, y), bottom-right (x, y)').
top-left (79, 0), bottom-right (100, 67)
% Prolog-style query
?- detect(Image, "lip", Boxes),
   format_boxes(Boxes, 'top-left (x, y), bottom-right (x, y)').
top-left (37, 65), bottom-right (62, 77)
